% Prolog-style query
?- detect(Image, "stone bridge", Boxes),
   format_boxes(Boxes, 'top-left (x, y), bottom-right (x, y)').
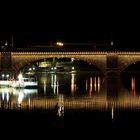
top-left (0, 51), bottom-right (140, 76)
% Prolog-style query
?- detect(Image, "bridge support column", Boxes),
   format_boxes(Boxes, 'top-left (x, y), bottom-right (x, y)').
top-left (1, 52), bottom-right (12, 70)
top-left (106, 53), bottom-right (120, 101)
top-left (0, 52), bottom-right (14, 78)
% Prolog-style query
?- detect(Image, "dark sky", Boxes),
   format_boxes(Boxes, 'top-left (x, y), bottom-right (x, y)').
top-left (0, 2), bottom-right (140, 50)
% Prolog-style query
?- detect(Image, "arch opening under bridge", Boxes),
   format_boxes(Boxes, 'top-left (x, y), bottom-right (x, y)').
top-left (18, 57), bottom-right (104, 77)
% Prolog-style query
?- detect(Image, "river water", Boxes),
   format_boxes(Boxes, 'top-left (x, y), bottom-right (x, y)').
top-left (1, 69), bottom-right (140, 132)
top-left (0, 71), bottom-right (139, 111)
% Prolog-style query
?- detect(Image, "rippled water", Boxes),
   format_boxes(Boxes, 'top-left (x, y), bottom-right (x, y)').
top-left (1, 71), bottom-right (140, 134)
top-left (0, 71), bottom-right (139, 112)
top-left (0, 72), bottom-right (105, 110)
top-left (0, 71), bottom-right (140, 119)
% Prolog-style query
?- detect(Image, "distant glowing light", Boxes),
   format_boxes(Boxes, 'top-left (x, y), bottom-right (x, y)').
top-left (5, 41), bottom-right (8, 46)
top-left (111, 41), bottom-right (114, 46)
top-left (72, 67), bottom-right (75, 70)
top-left (56, 42), bottom-right (64, 47)
top-left (6, 74), bottom-right (9, 78)
top-left (71, 58), bottom-right (74, 62)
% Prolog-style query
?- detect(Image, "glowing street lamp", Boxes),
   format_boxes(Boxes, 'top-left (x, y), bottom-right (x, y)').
top-left (56, 41), bottom-right (64, 47)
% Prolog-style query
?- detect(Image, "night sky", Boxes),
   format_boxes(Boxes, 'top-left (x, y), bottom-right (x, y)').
top-left (0, 2), bottom-right (140, 50)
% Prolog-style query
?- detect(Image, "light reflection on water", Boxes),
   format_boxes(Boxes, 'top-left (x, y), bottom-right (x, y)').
top-left (0, 72), bottom-right (104, 110)
top-left (38, 72), bottom-right (103, 96)
top-left (0, 72), bottom-right (140, 115)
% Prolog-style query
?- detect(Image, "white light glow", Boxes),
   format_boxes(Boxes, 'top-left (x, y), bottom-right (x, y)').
top-left (18, 92), bottom-right (24, 104)
top-left (2, 92), bottom-right (5, 101)
top-left (71, 58), bottom-right (74, 62)
top-left (72, 67), bottom-right (75, 70)
top-left (18, 73), bottom-right (23, 80)
top-left (111, 106), bottom-right (114, 120)
top-left (6, 93), bottom-right (9, 102)
top-left (111, 41), bottom-right (113, 46)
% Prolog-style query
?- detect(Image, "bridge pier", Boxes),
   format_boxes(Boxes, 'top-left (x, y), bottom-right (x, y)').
top-left (0, 52), bottom-right (15, 79)
top-left (1, 52), bottom-right (12, 70)
top-left (106, 53), bottom-right (120, 101)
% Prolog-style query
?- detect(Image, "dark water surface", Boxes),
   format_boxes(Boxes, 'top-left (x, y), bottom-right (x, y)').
top-left (0, 71), bottom-right (140, 136)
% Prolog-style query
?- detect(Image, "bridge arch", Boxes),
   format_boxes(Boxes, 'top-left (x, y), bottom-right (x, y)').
top-left (2, 51), bottom-right (140, 78)
top-left (118, 54), bottom-right (140, 73)
top-left (120, 61), bottom-right (140, 75)
top-left (18, 57), bottom-right (104, 75)
top-left (11, 52), bottom-right (106, 75)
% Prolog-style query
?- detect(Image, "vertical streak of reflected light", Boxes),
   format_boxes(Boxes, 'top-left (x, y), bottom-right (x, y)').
top-left (2, 92), bottom-right (4, 101)
top-left (111, 106), bottom-right (114, 120)
top-left (54, 74), bottom-right (57, 95)
top-left (97, 77), bottom-right (100, 93)
top-left (89, 77), bottom-right (92, 96)
top-left (43, 80), bottom-right (46, 95)
top-left (18, 92), bottom-right (24, 105)
top-left (131, 77), bottom-right (136, 96)
top-left (6, 93), bottom-right (9, 102)
top-left (51, 74), bottom-right (57, 95)
top-left (131, 77), bottom-right (135, 90)
top-left (71, 73), bottom-right (75, 94)
top-left (28, 97), bottom-right (30, 107)
top-left (94, 77), bottom-right (96, 92)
